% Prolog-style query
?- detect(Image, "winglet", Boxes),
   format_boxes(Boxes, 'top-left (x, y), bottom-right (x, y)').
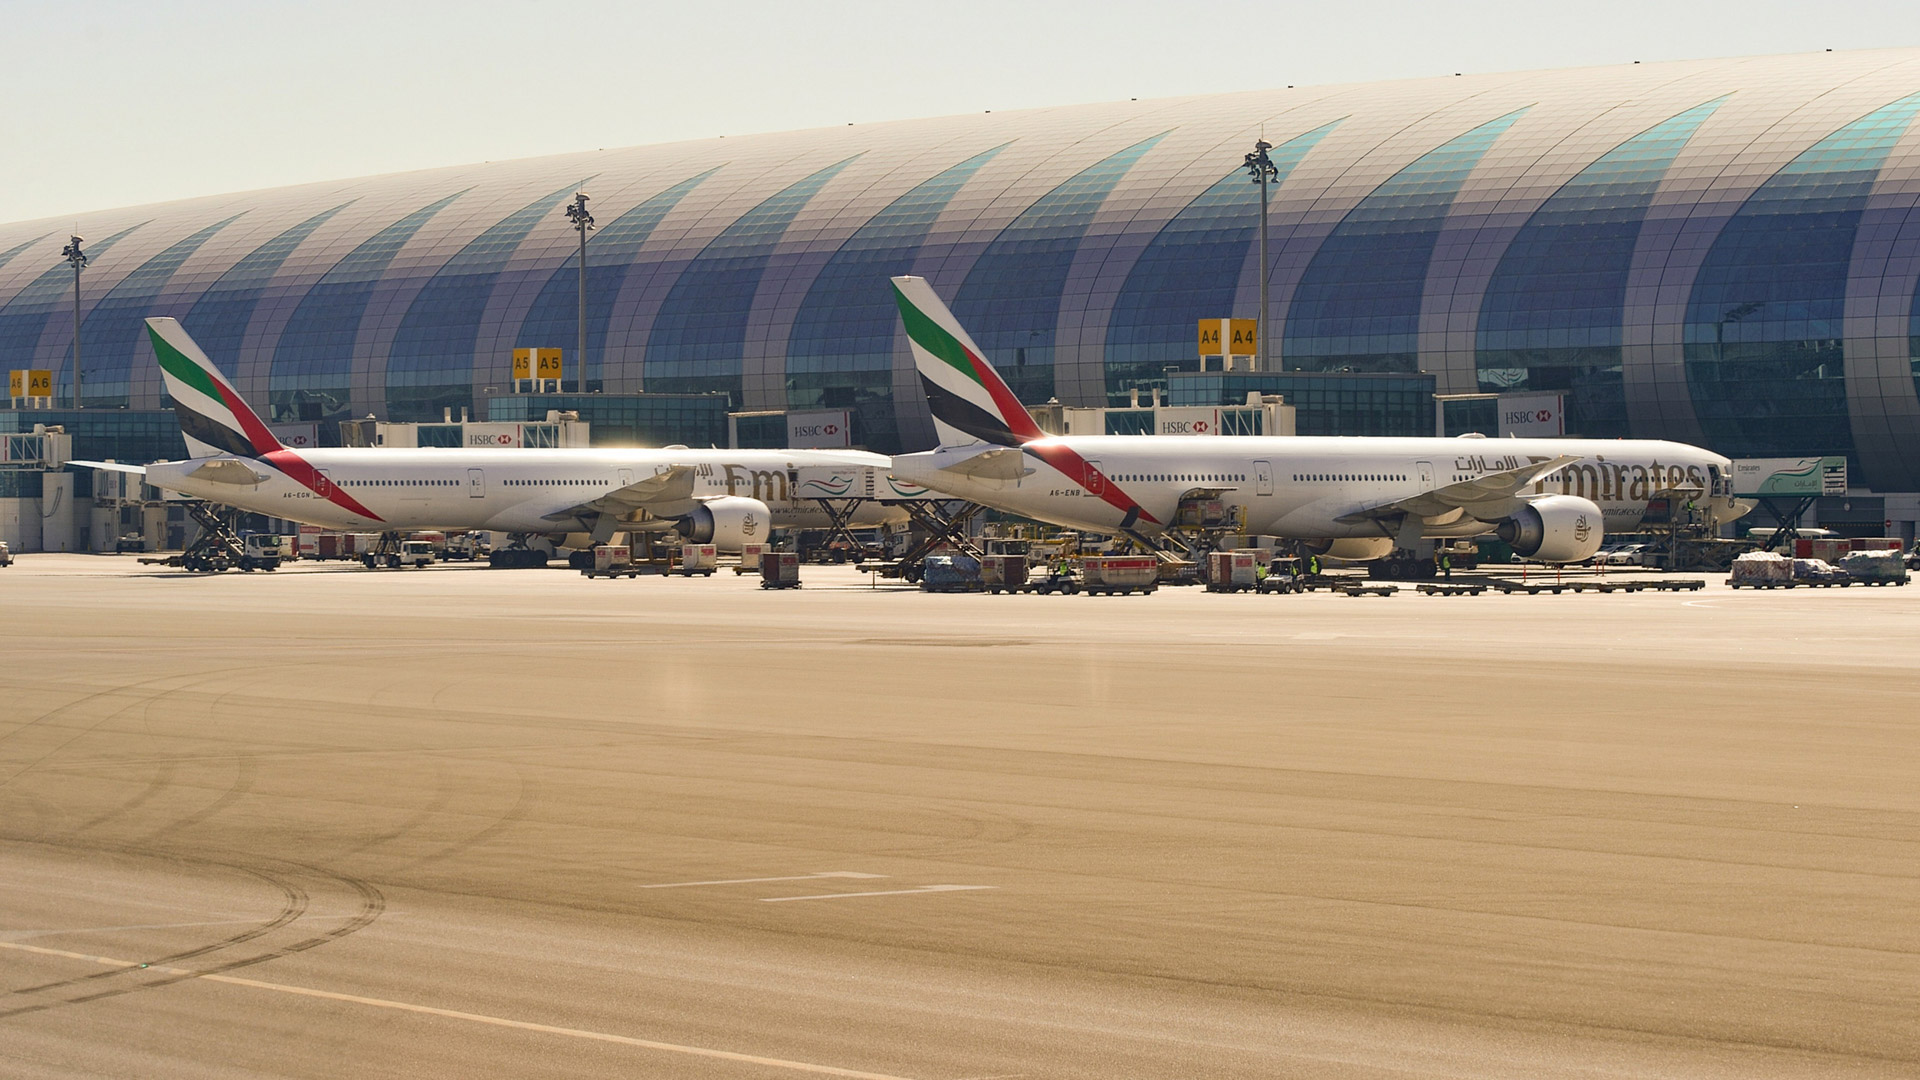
top-left (891, 276), bottom-right (1045, 449)
top-left (146, 317), bottom-right (283, 459)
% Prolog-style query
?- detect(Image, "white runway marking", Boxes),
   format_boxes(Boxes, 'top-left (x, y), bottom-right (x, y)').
top-left (640, 871), bottom-right (885, 889)
top-left (761, 885), bottom-right (995, 903)
top-left (0, 939), bottom-right (919, 1080)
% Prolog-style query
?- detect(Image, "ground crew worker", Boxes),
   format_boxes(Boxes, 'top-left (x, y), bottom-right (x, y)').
top-left (1440, 551), bottom-right (1452, 578)
top-left (1254, 562), bottom-right (1268, 583)
top-left (1307, 554), bottom-right (1321, 577)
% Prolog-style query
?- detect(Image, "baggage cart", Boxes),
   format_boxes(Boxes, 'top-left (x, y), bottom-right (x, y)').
top-left (679, 544), bottom-right (718, 576)
top-left (983, 554), bottom-right (1028, 593)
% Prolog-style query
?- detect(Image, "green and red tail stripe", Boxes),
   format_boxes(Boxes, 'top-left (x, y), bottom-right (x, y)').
top-left (146, 318), bottom-right (382, 522)
top-left (890, 277), bottom-right (1156, 525)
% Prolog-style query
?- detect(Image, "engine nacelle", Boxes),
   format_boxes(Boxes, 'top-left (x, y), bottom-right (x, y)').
top-left (678, 496), bottom-right (771, 551)
top-left (1496, 495), bottom-right (1604, 563)
top-left (1301, 537), bottom-right (1394, 561)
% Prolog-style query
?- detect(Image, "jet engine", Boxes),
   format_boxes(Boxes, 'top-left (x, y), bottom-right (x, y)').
top-left (1496, 495), bottom-right (1604, 563)
top-left (678, 496), bottom-right (771, 551)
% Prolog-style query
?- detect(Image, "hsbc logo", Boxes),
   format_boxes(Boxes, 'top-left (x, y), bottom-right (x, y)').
top-left (1504, 408), bottom-right (1555, 425)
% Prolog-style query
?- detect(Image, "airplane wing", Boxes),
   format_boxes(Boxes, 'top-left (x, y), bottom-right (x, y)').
top-left (68, 460), bottom-right (148, 474)
top-left (933, 445), bottom-right (1032, 480)
top-left (186, 459), bottom-right (272, 485)
top-left (542, 464), bottom-right (698, 522)
top-left (1336, 455), bottom-right (1583, 524)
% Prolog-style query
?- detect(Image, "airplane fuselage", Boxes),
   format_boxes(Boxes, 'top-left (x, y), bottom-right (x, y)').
top-left (148, 447), bottom-right (909, 535)
top-left (892, 435), bottom-right (1742, 539)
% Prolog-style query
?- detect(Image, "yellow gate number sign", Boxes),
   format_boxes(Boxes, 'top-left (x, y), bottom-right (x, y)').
top-left (10, 369), bottom-right (52, 397)
top-left (512, 348), bottom-right (563, 381)
top-left (1197, 319), bottom-right (1257, 357)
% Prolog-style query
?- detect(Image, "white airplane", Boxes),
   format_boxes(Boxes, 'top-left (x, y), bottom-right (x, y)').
top-left (886, 276), bottom-right (1748, 577)
top-left (78, 318), bottom-right (913, 564)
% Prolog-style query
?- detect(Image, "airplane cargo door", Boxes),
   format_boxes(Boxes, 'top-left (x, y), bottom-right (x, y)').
top-left (1417, 460), bottom-right (1434, 488)
top-left (618, 468), bottom-right (633, 489)
top-left (1254, 460), bottom-right (1273, 495)
top-left (1084, 460), bottom-right (1104, 497)
top-left (315, 470), bottom-right (334, 498)
top-left (467, 468), bottom-right (485, 498)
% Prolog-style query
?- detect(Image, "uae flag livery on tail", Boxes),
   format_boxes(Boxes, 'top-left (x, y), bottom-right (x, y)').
top-left (147, 317), bottom-right (284, 460)
top-left (891, 276), bottom-right (1046, 449)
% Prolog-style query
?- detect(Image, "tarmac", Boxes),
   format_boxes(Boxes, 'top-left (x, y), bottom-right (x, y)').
top-left (2, 553), bottom-right (1916, 1078)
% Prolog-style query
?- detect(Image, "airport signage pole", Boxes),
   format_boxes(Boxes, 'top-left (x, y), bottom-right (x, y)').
top-left (565, 190), bottom-right (594, 393)
top-left (62, 235), bottom-right (87, 408)
top-left (1244, 140), bottom-right (1277, 372)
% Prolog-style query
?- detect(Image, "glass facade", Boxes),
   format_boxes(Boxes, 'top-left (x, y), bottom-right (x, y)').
top-left (0, 223), bottom-right (143, 403)
top-left (951, 133), bottom-right (1167, 404)
top-left (1105, 121), bottom-right (1339, 403)
top-left (71, 214), bottom-right (242, 409)
top-left (485, 392), bottom-right (730, 449)
top-left (786, 145), bottom-right (1007, 454)
top-left (1284, 110), bottom-right (1526, 372)
top-left (0, 409), bottom-right (186, 464)
top-left (646, 157), bottom-right (860, 400)
top-left (183, 203), bottom-right (352, 379)
top-left (515, 168), bottom-right (718, 393)
top-left (269, 192), bottom-right (465, 422)
top-left (1684, 93), bottom-right (1920, 464)
top-left (7, 50), bottom-right (1920, 489)
top-left (1167, 371), bottom-right (1436, 437)
top-left (1477, 98), bottom-right (1725, 436)
top-left (386, 183), bottom-right (583, 422)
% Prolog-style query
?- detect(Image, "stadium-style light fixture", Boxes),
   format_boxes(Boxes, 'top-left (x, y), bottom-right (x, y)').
top-left (62, 235), bottom-right (88, 408)
top-left (564, 190), bottom-right (595, 392)
top-left (1244, 140), bottom-right (1278, 372)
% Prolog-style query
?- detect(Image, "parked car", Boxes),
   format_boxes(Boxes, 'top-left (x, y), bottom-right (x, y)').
top-left (115, 532), bottom-right (148, 553)
top-left (1597, 543), bottom-right (1646, 567)
top-left (0, 540), bottom-right (12, 567)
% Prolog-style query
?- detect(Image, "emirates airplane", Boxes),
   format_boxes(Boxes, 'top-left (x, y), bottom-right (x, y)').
top-left (886, 276), bottom-right (1748, 577)
top-left (79, 319), bottom-right (911, 564)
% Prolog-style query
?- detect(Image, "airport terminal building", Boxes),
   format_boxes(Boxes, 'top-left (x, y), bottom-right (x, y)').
top-left (6, 48), bottom-right (1920, 518)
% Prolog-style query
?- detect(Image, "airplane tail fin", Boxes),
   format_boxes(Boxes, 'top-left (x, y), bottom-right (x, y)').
top-left (146, 317), bottom-right (284, 459)
top-left (891, 276), bottom-right (1045, 449)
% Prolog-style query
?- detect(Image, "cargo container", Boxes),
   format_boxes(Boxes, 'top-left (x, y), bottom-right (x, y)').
top-left (1728, 551), bottom-right (1793, 588)
top-left (737, 543), bottom-right (766, 572)
top-left (983, 554), bottom-right (1028, 593)
top-left (761, 551), bottom-right (801, 589)
top-left (1837, 549), bottom-right (1908, 585)
top-left (679, 544), bottom-right (718, 576)
top-left (1081, 555), bottom-right (1159, 595)
top-left (921, 554), bottom-right (983, 593)
top-left (1205, 550), bottom-right (1257, 592)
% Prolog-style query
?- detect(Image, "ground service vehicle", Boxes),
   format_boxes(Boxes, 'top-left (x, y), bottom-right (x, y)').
top-left (238, 534), bottom-right (287, 572)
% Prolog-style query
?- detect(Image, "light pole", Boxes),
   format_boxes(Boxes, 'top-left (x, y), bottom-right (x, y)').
top-left (1244, 139), bottom-right (1277, 372)
top-left (62, 235), bottom-right (87, 408)
top-left (564, 191), bottom-right (594, 392)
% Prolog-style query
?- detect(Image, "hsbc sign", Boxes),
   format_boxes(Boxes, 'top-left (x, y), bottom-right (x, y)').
top-left (787, 409), bottom-right (851, 448)
top-left (1156, 407), bottom-right (1222, 436)
top-left (1497, 392), bottom-right (1564, 438)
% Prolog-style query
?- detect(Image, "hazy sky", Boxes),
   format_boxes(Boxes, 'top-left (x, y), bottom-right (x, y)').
top-left (4, 0), bottom-right (1918, 223)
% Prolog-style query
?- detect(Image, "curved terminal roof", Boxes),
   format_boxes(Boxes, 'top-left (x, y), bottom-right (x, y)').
top-left (6, 48), bottom-right (1920, 486)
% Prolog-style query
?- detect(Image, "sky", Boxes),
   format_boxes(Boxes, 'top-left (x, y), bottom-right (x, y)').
top-left (3, 0), bottom-right (1918, 223)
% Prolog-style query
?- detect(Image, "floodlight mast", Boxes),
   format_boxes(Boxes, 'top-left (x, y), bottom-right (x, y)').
top-left (62, 235), bottom-right (88, 408)
top-left (1244, 139), bottom-right (1278, 372)
top-left (564, 191), bottom-right (594, 392)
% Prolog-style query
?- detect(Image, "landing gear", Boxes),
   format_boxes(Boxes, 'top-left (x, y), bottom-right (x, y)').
top-left (489, 547), bottom-right (549, 569)
top-left (1369, 557), bottom-right (1437, 581)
